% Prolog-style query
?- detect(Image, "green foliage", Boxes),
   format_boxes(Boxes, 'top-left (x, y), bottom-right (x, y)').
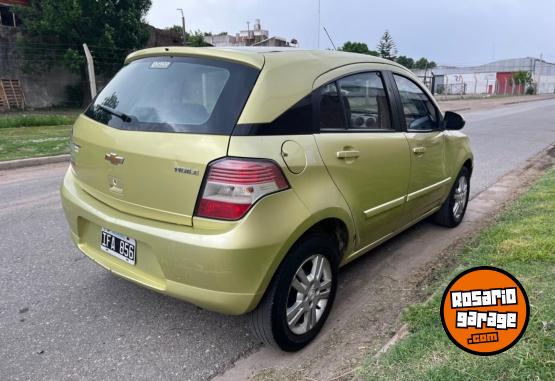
top-left (340, 33), bottom-right (437, 70)
top-left (340, 41), bottom-right (378, 56)
top-left (376, 30), bottom-right (397, 60)
top-left (166, 26), bottom-right (213, 47)
top-left (414, 57), bottom-right (437, 69)
top-left (512, 70), bottom-right (533, 85)
top-left (0, 114), bottom-right (76, 129)
top-left (187, 30), bottom-right (214, 47)
top-left (396, 55), bottom-right (415, 69)
top-left (15, 0), bottom-right (152, 78)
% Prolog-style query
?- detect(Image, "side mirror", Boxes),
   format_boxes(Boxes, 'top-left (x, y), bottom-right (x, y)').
top-left (444, 111), bottom-right (465, 130)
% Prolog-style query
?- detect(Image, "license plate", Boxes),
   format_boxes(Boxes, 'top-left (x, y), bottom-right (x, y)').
top-left (100, 228), bottom-right (136, 265)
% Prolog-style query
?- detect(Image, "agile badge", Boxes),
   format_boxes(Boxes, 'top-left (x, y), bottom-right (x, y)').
top-left (440, 266), bottom-right (529, 355)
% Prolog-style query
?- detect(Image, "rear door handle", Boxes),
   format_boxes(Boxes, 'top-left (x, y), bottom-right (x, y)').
top-left (336, 150), bottom-right (360, 159)
top-left (412, 147), bottom-right (427, 155)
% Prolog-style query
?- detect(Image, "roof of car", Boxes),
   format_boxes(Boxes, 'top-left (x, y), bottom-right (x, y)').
top-left (125, 46), bottom-right (404, 72)
top-left (125, 47), bottom-right (412, 124)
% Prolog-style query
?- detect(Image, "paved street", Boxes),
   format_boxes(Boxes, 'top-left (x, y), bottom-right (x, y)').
top-left (1, 99), bottom-right (555, 380)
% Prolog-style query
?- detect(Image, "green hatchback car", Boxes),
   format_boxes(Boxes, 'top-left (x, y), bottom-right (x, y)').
top-left (61, 47), bottom-right (472, 351)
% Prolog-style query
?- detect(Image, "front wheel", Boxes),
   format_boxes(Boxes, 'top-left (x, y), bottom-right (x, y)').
top-left (433, 167), bottom-right (470, 227)
top-left (249, 234), bottom-right (339, 352)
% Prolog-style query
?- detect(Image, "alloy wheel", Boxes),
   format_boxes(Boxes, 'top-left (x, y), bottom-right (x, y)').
top-left (453, 175), bottom-right (468, 220)
top-left (286, 254), bottom-right (333, 335)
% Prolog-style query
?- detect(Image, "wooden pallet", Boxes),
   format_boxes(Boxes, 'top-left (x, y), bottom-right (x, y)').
top-left (0, 79), bottom-right (26, 110)
top-left (0, 81), bottom-right (8, 111)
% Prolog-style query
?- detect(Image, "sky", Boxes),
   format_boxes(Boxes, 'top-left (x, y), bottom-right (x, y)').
top-left (146, 0), bottom-right (555, 66)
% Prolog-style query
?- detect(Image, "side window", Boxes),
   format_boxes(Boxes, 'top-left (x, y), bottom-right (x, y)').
top-left (393, 74), bottom-right (438, 131)
top-left (337, 72), bottom-right (392, 130)
top-left (319, 82), bottom-right (346, 130)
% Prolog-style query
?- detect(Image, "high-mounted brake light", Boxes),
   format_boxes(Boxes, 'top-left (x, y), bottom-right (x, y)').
top-left (196, 158), bottom-right (289, 220)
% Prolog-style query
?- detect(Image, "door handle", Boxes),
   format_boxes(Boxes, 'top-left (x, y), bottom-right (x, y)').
top-left (412, 147), bottom-right (427, 155)
top-left (336, 150), bottom-right (360, 159)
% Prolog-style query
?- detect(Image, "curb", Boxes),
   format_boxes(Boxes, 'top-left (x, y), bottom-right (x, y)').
top-left (502, 96), bottom-right (555, 106)
top-left (0, 154), bottom-right (70, 171)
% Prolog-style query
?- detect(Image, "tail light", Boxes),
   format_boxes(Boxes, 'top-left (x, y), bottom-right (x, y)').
top-left (195, 158), bottom-right (289, 220)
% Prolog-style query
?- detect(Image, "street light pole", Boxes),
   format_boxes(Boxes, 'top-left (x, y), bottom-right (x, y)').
top-left (317, 0), bottom-right (321, 49)
top-left (177, 8), bottom-right (186, 46)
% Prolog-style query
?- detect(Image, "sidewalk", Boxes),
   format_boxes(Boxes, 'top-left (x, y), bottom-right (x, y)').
top-left (437, 94), bottom-right (555, 112)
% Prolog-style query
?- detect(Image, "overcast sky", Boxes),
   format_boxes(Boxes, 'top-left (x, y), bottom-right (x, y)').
top-left (147, 0), bottom-right (555, 65)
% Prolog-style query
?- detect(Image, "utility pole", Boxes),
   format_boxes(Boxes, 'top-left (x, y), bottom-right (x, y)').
top-left (246, 21), bottom-right (251, 46)
top-left (82, 44), bottom-right (97, 99)
top-left (537, 53), bottom-right (543, 94)
top-left (317, 0), bottom-right (321, 49)
top-left (177, 8), bottom-right (186, 46)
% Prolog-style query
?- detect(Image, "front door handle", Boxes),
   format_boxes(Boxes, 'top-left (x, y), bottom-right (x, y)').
top-left (412, 147), bottom-right (427, 155)
top-left (336, 150), bottom-right (360, 159)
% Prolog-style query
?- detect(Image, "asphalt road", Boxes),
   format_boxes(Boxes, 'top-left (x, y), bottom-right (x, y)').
top-left (1, 99), bottom-right (555, 381)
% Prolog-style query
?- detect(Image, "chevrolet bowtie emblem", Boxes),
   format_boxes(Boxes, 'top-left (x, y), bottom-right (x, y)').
top-left (104, 153), bottom-right (125, 165)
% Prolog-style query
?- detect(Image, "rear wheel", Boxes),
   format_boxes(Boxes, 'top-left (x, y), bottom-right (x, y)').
top-left (250, 233), bottom-right (339, 352)
top-left (433, 167), bottom-right (470, 227)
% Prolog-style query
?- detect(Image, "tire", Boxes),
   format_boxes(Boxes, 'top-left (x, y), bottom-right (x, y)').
top-left (249, 233), bottom-right (339, 352)
top-left (433, 166), bottom-right (470, 228)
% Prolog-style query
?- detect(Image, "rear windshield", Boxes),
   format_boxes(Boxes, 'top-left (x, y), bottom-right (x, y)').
top-left (85, 56), bottom-right (259, 134)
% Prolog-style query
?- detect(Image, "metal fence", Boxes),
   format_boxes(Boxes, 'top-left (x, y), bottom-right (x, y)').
top-left (437, 79), bottom-right (532, 96)
top-left (417, 73), bottom-right (555, 98)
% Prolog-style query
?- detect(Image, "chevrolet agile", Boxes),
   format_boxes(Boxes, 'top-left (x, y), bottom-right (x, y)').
top-left (61, 47), bottom-right (473, 351)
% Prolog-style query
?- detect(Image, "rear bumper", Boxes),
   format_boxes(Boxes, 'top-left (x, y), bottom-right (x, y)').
top-left (60, 168), bottom-right (309, 315)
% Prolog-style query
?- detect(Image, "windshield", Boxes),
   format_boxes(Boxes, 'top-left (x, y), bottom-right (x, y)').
top-left (85, 56), bottom-right (259, 134)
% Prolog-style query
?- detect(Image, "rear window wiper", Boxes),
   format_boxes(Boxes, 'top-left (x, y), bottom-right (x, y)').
top-left (97, 104), bottom-right (132, 123)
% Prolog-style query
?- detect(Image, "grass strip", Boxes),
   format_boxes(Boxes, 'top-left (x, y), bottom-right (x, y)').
top-left (0, 125), bottom-right (72, 161)
top-left (0, 114), bottom-right (77, 129)
top-left (360, 166), bottom-right (555, 380)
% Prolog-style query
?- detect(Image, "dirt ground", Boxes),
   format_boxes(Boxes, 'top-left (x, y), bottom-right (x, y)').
top-left (214, 147), bottom-right (555, 381)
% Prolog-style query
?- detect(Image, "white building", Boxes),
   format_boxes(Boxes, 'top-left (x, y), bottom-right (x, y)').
top-left (203, 19), bottom-right (294, 48)
top-left (413, 57), bottom-right (555, 95)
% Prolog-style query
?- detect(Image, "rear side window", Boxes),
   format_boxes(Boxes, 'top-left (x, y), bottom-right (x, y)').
top-left (85, 56), bottom-right (259, 135)
top-left (393, 74), bottom-right (438, 131)
top-left (338, 72), bottom-right (392, 130)
top-left (319, 83), bottom-right (346, 130)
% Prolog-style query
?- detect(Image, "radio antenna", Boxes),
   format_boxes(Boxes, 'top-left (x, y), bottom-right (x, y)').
top-left (323, 26), bottom-right (337, 50)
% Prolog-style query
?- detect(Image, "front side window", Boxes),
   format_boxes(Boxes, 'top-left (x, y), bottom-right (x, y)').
top-left (393, 74), bottom-right (438, 131)
top-left (85, 56), bottom-right (259, 135)
top-left (337, 72), bottom-right (392, 130)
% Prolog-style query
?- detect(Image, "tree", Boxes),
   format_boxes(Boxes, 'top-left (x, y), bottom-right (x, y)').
top-left (512, 71), bottom-right (532, 85)
top-left (396, 55), bottom-right (414, 69)
top-left (376, 30), bottom-right (397, 61)
top-left (15, 0), bottom-right (152, 104)
top-left (340, 41), bottom-right (378, 56)
top-left (414, 57), bottom-right (437, 70)
top-left (168, 26), bottom-right (213, 47)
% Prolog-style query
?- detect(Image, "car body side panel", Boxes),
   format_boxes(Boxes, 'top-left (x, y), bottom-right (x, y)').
top-left (227, 134), bottom-right (356, 252)
top-left (401, 131), bottom-right (449, 224)
top-left (314, 132), bottom-right (411, 250)
top-left (444, 131), bottom-right (473, 183)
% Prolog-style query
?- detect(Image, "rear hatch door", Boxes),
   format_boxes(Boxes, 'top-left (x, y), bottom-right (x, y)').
top-left (71, 55), bottom-right (260, 226)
